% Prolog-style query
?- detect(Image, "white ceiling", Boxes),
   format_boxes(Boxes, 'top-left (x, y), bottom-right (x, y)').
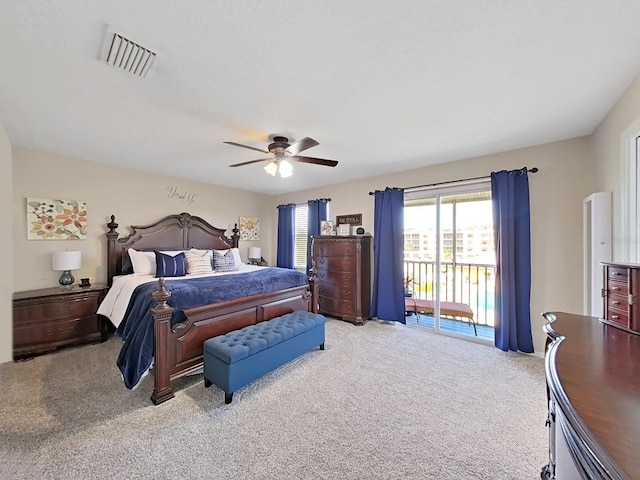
top-left (2, 1), bottom-right (640, 195)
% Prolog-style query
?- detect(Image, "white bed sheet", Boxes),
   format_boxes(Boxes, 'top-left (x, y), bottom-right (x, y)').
top-left (97, 264), bottom-right (266, 328)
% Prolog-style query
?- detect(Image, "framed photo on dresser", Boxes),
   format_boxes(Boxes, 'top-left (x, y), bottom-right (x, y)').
top-left (320, 220), bottom-right (334, 235)
top-left (337, 224), bottom-right (350, 236)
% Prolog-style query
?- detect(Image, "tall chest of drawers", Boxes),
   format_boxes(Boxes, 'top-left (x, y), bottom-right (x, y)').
top-left (601, 262), bottom-right (640, 334)
top-left (311, 235), bottom-right (371, 325)
top-left (13, 284), bottom-right (108, 359)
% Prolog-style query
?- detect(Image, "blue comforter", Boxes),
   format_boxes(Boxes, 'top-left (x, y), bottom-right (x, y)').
top-left (115, 268), bottom-right (309, 389)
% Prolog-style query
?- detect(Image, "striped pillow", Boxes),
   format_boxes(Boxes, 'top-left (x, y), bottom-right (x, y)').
top-left (213, 249), bottom-right (238, 272)
top-left (185, 249), bottom-right (213, 275)
top-left (154, 251), bottom-right (186, 277)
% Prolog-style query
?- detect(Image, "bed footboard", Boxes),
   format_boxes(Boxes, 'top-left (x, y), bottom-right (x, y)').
top-left (150, 277), bottom-right (318, 405)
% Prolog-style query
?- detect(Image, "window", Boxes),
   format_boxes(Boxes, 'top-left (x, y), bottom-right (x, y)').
top-left (294, 204), bottom-right (308, 269)
top-left (291, 202), bottom-right (331, 270)
top-left (404, 232), bottom-right (421, 252)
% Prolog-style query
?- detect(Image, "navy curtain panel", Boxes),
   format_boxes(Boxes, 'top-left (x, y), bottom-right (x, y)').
top-left (491, 168), bottom-right (534, 353)
top-left (371, 187), bottom-right (406, 324)
top-left (276, 203), bottom-right (296, 269)
top-left (306, 199), bottom-right (328, 276)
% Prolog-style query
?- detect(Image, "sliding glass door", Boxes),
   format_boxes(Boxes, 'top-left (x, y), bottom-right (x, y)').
top-left (403, 182), bottom-right (495, 341)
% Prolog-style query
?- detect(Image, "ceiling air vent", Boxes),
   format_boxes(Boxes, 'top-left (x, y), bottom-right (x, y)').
top-left (102, 30), bottom-right (156, 78)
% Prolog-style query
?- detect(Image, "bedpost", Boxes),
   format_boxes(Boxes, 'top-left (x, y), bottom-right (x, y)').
top-left (309, 262), bottom-right (319, 314)
top-left (106, 215), bottom-right (119, 287)
top-left (231, 223), bottom-right (240, 248)
top-left (150, 278), bottom-right (176, 405)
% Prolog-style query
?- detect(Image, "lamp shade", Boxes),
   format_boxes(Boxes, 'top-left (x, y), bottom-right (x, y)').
top-left (248, 247), bottom-right (261, 260)
top-left (51, 251), bottom-right (82, 271)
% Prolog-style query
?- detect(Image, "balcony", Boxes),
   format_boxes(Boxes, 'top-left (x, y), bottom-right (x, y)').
top-left (404, 259), bottom-right (495, 341)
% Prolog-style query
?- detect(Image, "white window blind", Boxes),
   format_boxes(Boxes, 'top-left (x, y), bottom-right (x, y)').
top-left (293, 202), bottom-right (330, 269)
top-left (294, 204), bottom-right (308, 269)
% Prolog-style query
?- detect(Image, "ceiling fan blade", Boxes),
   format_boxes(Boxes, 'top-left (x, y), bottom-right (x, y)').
top-left (229, 158), bottom-right (272, 167)
top-left (285, 137), bottom-right (319, 156)
top-left (293, 156), bottom-right (339, 167)
top-left (224, 141), bottom-right (270, 154)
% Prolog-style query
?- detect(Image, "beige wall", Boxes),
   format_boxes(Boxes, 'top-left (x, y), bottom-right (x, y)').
top-left (12, 149), bottom-right (271, 291)
top-left (273, 136), bottom-right (597, 355)
top-left (0, 121), bottom-right (13, 364)
top-left (11, 71), bottom-right (640, 359)
top-left (592, 74), bottom-right (640, 260)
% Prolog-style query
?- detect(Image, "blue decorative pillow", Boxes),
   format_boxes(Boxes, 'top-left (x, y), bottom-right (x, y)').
top-left (121, 256), bottom-right (133, 275)
top-left (155, 251), bottom-right (186, 277)
top-left (213, 249), bottom-right (238, 272)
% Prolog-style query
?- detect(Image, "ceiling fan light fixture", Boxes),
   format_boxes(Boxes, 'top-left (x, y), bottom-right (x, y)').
top-left (264, 161), bottom-right (278, 176)
top-left (279, 159), bottom-right (293, 177)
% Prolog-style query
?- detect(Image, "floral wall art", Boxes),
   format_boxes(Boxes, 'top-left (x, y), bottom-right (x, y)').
top-left (239, 216), bottom-right (260, 241)
top-left (27, 198), bottom-right (87, 240)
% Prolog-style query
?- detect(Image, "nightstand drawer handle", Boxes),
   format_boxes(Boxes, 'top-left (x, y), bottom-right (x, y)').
top-left (611, 286), bottom-right (620, 291)
top-left (611, 314), bottom-right (620, 320)
top-left (612, 272), bottom-right (621, 276)
top-left (612, 300), bottom-right (620, 305)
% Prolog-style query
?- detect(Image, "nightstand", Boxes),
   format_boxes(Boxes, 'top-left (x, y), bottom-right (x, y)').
top-left (12, 284), bottom-right (109, 359)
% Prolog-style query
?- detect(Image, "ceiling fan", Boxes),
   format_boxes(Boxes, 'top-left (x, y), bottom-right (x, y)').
top-left (225, 136), bottom-right (338, 177)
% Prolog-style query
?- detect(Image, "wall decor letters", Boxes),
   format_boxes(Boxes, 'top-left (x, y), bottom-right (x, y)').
top-left (167, 186), bottom-right (198, 206)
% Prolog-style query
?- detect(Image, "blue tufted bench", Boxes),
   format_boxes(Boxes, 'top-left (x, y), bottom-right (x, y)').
top-left (203, 310), bottom-right (326, 404)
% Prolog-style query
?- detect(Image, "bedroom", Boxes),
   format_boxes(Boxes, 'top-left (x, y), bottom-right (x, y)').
top-left (2, 1), bottom-right (640, 478)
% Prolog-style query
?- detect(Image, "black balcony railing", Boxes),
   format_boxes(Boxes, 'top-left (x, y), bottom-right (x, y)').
top-left (404, 260), bottom-right (496, 327)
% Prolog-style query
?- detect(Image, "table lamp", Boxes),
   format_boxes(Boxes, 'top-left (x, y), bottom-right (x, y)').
top-left (248, 247), bottom-right (261, 265)
top-left (52, 251), bottom-right (81, 289)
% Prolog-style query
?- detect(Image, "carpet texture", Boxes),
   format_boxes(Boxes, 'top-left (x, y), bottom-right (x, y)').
top-left (0, 319), bottom-right (547, 479)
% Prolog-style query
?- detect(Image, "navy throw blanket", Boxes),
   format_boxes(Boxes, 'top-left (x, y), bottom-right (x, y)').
top-left (115, 267), bottom-right (309, 389)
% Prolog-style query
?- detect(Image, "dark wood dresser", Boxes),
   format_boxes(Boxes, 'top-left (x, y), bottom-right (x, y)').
top-left (311, 235), bottom-right (371, 325)
top-left (541, 312), bottom-right (640, 480)
top-left (601, 262), bottom-right (640, 334)
top-left (13, 284), bottom-right (108, 359)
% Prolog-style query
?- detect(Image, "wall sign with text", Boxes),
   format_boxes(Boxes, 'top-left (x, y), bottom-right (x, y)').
top-left (335, 214), bottom-right (362, 226)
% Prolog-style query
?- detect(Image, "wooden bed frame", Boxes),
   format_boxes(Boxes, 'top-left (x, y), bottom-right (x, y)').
top-left (106, 212), bottom-right (318, 405)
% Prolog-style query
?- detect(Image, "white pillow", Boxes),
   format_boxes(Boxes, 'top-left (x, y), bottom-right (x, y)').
top-left (185, 249), bottom-right (214, 275)
top-left (128, 248), bottom-right (187, 276)
top-left (128, 248), bottom-right (156, 276)
top-left (214, 247), bottom-right (243, 268)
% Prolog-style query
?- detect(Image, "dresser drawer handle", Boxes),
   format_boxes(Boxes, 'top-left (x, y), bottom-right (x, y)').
top-left (611, 314), bottom-right (620, 320)
top-left (611, 300), bottom-right (620, 305)
top-left (611, 286), bottom-right (620, 291)
top-left (612, 272), bottom-right (621, 276)
top-left (318, 258), bottom-right (326, 265)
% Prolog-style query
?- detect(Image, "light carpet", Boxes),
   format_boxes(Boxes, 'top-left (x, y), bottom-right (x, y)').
top-left (0, 318), bottom-right (547, 479)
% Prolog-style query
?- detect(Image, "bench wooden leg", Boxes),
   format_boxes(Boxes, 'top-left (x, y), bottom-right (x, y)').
top-left (225, 392), bottom-right (233, 404)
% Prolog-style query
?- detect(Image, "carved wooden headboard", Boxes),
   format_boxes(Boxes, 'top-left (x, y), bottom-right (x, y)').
top-left (106, 212), bottom-right (240, 286)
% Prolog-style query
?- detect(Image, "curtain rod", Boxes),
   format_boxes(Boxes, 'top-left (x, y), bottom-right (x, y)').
top-left (277, 198), bottom-right (332, 208)
top-left (368, 167), bottom-right (538, 195)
